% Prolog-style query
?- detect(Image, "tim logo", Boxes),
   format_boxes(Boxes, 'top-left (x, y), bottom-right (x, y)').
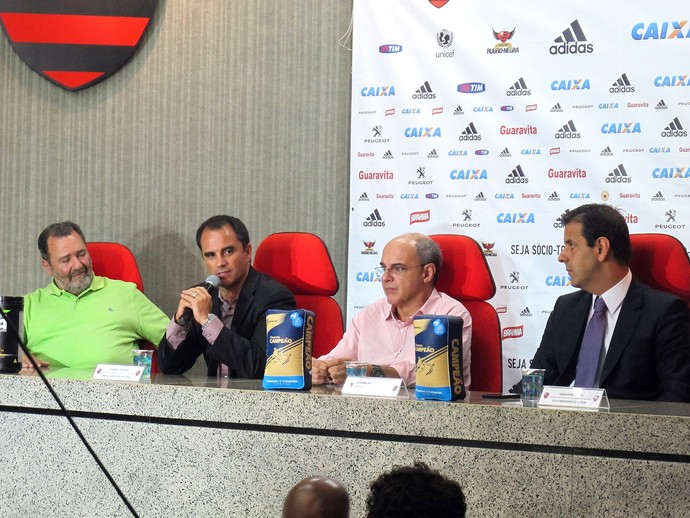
top-left (379, 44), bottom-right (402, 53)
top-left (0, 0), bottom-right (158, 91)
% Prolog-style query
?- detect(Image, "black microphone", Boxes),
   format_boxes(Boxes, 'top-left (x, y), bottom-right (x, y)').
top-left (177, 274), bottom-right (221, 326)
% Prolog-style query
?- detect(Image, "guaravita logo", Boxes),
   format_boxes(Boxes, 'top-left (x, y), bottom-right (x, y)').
top-left (507, 77), bottom-right (531, 96)
top-left (610, 73), bottom-right (635, 93)
top-left (506, 164), bottom-right (529, 184)
top-left (555, 120), bottom-right (581, 139)
top-left (459, 122), bottom-right (481, 141)
top-left (413, 81), bottom-right (436, 99)
top-left (550, 19), bottom-right (593, 55)
top-left (662, 117), bottom-right (688, 137)
top-left (363, 209), bottom-right (385, 227)
top-left (606, 164), bottom-right (631, 183)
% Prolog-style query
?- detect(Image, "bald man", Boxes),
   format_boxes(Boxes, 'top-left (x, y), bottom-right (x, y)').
top-left (282, 477), bottom-right (349, 518)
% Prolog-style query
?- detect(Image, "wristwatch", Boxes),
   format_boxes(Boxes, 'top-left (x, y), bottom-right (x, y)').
top-left (370, 364), bottom-right (385, 377)
top-left (201, 314), bottom-right (216, 330)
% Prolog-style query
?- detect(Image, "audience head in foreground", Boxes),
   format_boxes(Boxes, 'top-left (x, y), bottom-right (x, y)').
top-left (366, 462), bottom-right (466, 518)
top-left (282, 476), bottom-right (349, 518)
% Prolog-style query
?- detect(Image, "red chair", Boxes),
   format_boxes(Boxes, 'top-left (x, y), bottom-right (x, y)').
top-left (86, 242), bottom-right (158, 372)
top-left (430, 234), bottom-right (502, 392)
top-left (629, 233), bottom-right (690, 304)
top-left (253, 232), bottom-right (343, 358)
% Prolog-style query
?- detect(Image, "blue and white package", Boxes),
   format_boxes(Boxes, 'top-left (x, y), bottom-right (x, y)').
top-left (263, 309), bottom-right (314, 390)
top-left (414, 315), bottom-right (465, 401)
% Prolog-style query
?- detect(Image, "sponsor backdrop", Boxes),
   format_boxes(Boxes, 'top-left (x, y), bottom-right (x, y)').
top-left (348, 0), bottom-right (690, 391)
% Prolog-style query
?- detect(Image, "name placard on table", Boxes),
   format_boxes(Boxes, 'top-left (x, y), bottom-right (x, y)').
top-left (538, 385), bottom-right (609, 411)
top-left (92, 364), bottom-right (144, 382)
top-left (341, 376), bottom-right (405, 398)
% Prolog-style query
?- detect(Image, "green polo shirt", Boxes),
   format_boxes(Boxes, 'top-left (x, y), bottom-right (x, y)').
top-left (23, 276), bottom-right (169, 369)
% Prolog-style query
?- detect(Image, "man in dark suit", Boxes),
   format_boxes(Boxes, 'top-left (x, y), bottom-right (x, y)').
top-left (158, 215), bottom-right (295, 377)
top-left (530, 203), bottom-right (690, 402)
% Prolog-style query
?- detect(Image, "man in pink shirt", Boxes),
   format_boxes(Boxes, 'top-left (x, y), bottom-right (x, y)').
top-left (312, 233), bottom-right (472, 388)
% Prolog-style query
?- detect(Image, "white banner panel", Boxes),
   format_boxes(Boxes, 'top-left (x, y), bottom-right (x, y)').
top-left (349, 0), bottom-right (690, 391)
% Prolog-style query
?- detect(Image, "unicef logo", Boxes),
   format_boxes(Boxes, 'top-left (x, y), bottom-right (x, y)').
top-left (290, 312), bottom-right (304, 328)
top-left (432, 319), bottom-right (446, 335)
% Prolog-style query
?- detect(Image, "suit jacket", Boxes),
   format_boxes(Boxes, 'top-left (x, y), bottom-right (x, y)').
top-left (158, 267), bottom-right (296, 378)
top-left (531, 278), bottom-right (690, 402)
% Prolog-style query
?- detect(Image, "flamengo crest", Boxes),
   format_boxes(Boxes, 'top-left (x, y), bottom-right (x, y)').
top-left (0, 0), bottom-right (158, 91)
top-left (429, 0), bottom-right (450, 8)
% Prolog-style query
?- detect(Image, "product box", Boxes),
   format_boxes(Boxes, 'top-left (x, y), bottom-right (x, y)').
top-left (414, 315), bottom-right (465, 401)
top-left (263, 309), bottom-right (314, 391)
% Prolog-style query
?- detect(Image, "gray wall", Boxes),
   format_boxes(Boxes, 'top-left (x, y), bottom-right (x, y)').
top-left (0, 1), bottom-right (352, 317)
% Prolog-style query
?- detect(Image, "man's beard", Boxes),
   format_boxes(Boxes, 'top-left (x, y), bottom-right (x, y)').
top-left (58, 267), bottom-right (94, 295)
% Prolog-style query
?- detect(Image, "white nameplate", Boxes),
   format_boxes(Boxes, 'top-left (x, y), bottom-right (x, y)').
top-left (92, 364), bottom-right (144, 382)
top-left (538, 386), bottom-right (607, 410)
top-left (341, 376), bottom-right (403, 398)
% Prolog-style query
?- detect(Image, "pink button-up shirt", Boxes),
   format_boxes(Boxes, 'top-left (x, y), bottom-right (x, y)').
top-left (319, 289), bottom-right (472, 388)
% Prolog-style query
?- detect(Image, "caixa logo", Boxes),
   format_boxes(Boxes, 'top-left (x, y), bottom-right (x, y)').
top-left (652, 167), bottom-right (690, 179)
top-left (601, 122), bottom-right (641, 134)
top-left (546, 275), bottom-right (571, 286)
top-left (551, 79), bottom-right (590, 90)
top-left (361, 86), bottom-right (396, 96)
top-left (450, 169), bottom-right (488, 180)
top-left (632, 22), bottom-right (690, 40)
top-left (404, 127), bottom-right (442, 137)
top-left (502, 325), bottom-right (524, 340)
top-left (497, 213), bottom-right (536, 223)
top-left (356, 271), bottom-right (380, 282)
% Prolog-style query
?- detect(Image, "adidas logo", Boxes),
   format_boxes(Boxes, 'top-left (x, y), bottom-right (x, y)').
top-left (606, 164), bottom-right (631, 184)
top-left (550, 19), bottom-right (593, 55)
top-left (363, 209), bottom-right (385, 227)
top-left (651, 191), bottom-right (665, 201)
top-left (499, 147), bottom-right (511, 157)
top-left (427, 149), bottom-right (439, 158)
top-left (507, 77), bottom-right (531, 96)
top-left (600, 146), bottom-right (613, 156)
top-left (656, 99), bottom-right (668, 110)
top-left (548, 191), bottom-right (560, 201)
top-left (453, 105), bottom-right (464, 115)
top-left (662, 117), bottom-right (688, 137)
top-left (506, 165), bottom-right (528, 184)
top-left (459, 122), bottom-right (481, 141)
top-left (520, 307), bottom-right (532, 317)
top-left (555, 120), bottom-right (581, 139)
top-left (610, 73), bottom-right (635, 93)
top-left (474, 192), bottom-right (486, 201)
top-left (550, 103), bottom-right (563, 112)
top-left (382, 149), bottom-right (394, 159)
top-left (413, 81), bottom-right (436, 99)
top-left (359, 192), bottom-right (370, 202)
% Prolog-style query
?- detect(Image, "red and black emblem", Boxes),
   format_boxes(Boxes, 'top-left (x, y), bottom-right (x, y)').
top-left (0, 0), bottom-right (158, 91)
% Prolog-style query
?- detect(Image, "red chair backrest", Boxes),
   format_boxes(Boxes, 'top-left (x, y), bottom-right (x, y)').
top-left (86, 242), bottom-right (145, 292)
top-left (254, 233), bottom-right (343, 358)
top-left (629, 233), bottom-right (690, 303)
top-left (431, 234), bottom-right (502, 392)
top-left (86, 242), bottom-right (158, 373)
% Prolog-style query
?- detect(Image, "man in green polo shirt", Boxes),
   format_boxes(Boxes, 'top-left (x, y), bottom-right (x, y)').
top-left (22, 221), bottom-right (169, 370)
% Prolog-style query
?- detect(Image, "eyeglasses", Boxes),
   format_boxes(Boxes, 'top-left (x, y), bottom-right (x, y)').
top-left (374, 264), bottom-right (424, 277)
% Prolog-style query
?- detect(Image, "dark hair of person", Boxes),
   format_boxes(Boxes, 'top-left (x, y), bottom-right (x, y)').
top-left (366, 462), bottom-right (466, 518)
top-left (561, 203), bottom-right (631, 265)
top-left (413, 235), bottom-right (442, 285)
top-left (195, 215), bottom-right (250, 250)
top-left (37, 221), bottom-right (86, 261)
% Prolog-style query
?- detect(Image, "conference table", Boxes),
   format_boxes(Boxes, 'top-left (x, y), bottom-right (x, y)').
top-left (1, 371), bottom-right (689, 517)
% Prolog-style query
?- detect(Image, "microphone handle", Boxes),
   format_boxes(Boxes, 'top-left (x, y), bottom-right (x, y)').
top-left (177, 281), bottom-right (217, 326)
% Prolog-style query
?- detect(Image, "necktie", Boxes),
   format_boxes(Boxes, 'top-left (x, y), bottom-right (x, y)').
top-left (575, 296), bottom-right (607, 388)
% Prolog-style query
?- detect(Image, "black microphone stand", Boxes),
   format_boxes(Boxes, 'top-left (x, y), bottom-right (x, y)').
top-left (0, 309), bottom-right (139, 517)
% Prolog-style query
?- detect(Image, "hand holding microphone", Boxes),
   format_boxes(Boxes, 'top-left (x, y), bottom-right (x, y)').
top-left (176, 275), bottom-right (221, 326)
